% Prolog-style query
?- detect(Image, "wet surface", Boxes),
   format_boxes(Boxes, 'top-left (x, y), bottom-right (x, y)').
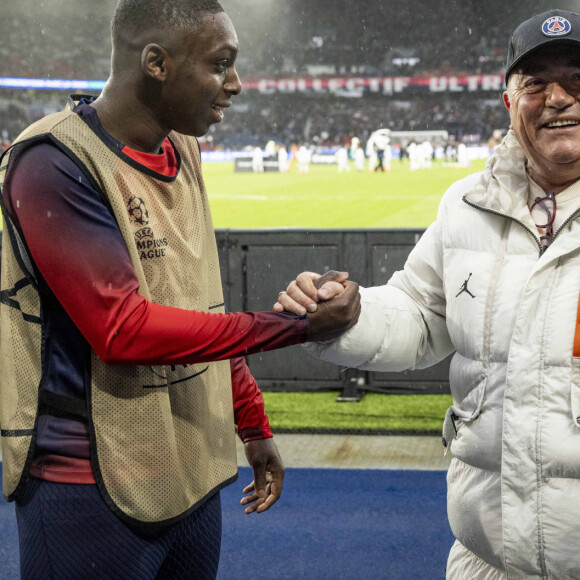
top-left (237, 434), bottom-right (451, 470)
top-left (0, 434), bottom-right (450, 470)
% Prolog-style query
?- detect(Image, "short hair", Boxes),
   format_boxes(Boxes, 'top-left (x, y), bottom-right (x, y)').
top-left (111, 0), bottom-right (224, 43)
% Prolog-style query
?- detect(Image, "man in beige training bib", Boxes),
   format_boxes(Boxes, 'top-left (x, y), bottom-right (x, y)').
top-left (0, 1), bottom-right (359, 577)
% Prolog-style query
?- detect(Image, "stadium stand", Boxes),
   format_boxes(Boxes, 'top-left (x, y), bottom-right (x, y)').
top-left (0, 88), bottom-right (509, 151)
top-left (0, 0), bottom-right (578, 148)
top-left (206, 92), bottom-right (509, 149)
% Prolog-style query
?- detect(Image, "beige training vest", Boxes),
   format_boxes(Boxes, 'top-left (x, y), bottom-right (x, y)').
top-left (0, 108), bottom-right (237, 525)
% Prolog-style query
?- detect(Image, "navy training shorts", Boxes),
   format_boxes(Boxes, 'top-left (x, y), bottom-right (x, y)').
top-left (16, 477), bottom-right (222, 579)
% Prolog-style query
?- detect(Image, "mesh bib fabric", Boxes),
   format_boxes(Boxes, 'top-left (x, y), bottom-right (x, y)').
top-left (0, 110), bottom-right (237, 524)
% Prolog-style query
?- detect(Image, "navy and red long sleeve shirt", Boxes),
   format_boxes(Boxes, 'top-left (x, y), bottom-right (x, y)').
top-left (4, 105), bottom-right (308, 483)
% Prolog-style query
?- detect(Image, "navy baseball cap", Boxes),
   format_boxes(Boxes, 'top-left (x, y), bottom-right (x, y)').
top-left (505, 9), bottom-right (580, 83)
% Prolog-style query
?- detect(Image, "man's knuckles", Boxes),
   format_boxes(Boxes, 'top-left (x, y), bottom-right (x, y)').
top-left (313, 270), bottom-right (341, 289)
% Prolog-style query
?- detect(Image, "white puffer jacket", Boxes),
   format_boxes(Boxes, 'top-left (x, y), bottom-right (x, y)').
top-left (305, 132), bottom-right (580, 579)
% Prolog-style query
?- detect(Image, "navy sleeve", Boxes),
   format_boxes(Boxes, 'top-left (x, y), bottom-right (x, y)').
top-left (5, 142), bottom-right (309, 367)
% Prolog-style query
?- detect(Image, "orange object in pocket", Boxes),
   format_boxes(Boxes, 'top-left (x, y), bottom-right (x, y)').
top-left (574, 293), bottom-right (580, 357)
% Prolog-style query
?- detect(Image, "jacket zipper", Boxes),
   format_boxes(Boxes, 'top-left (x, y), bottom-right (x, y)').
top-left (464, 197), bottom-right (580, 257)
top-left (463, 197), bottom-right (544, 255)
top-left (552, 207), bottom-right (580, 244)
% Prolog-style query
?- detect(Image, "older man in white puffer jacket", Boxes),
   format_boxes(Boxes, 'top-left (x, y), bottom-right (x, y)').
top-left (276, 9), bottom-right (580, 579)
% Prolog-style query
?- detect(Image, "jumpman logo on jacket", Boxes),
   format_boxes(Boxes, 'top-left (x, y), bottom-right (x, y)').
top-left (456, 273), bottom-right (475, 298)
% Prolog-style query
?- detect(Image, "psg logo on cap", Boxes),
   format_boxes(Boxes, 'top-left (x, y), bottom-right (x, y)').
top-left (542, 16), bottom-right (572, 37)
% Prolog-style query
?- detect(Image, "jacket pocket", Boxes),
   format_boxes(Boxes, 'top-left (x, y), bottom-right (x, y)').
top-left (571, 357), bottom-right (580, 428)
top-left (442, 371), bottom-right (487, 453)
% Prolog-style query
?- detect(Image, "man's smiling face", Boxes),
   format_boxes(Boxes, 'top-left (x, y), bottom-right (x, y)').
top-left (504, 45), bottom-right (580, 186)
top-left (161, 11), bottom-right (242, 137)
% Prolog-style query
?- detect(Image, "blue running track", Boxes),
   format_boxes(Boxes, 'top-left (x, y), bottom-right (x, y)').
top-left (0, 465), bottom-right (453, 579)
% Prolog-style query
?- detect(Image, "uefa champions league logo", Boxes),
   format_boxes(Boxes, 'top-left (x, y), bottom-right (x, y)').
top-left (127, 195), bottom-right (150, 226)
top-left (542, 16), bottom-right (572, 37)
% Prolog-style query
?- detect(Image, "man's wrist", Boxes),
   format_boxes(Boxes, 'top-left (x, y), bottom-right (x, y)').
top-left (238, 424), bottom-right (273, 443)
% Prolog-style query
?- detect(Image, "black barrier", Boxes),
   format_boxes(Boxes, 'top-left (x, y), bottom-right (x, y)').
top-left (0, 228), bottom-right (451, 397)
top-left (215, 229), bottom-right (451, 397)
top-left (234, 156), bottom-right (279, 173)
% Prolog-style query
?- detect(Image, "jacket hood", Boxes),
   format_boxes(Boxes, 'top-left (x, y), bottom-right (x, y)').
top-left (463, 131), bottom-right (533, 229)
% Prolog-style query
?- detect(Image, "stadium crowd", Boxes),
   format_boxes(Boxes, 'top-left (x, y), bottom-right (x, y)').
top-left (230, 0), bottom-right (510, 78)
top-left (0, 1), bottom-right (113, 81)
top-left (0, 0), bottom-right (569, 150)
top-left (1, 88), bottom-right (508, 151)
top-left (1, 0), bottom-right (557, 80)
top-left (206, 93), bottom-right (508, 149)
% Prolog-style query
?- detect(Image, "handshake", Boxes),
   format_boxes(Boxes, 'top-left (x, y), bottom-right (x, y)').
top-left (273, 270), bottom-right (361, 342)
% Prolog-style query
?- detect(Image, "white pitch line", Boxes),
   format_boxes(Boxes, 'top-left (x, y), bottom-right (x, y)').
top-left (209, 194), bottom-right (270, 200)
top-left (209, 193), bottom-right (431, 202)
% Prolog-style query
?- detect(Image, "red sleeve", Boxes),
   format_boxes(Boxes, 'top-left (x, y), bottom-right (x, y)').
top-left (230, 356), bottom-right (273, 443)
top-left (5, 143), bottom-right (309, 367)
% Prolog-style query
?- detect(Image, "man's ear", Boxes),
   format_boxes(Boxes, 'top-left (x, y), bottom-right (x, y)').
top-left (502, 91), bottom-right (511, 112)
top-left (141, 43), bottom-right (169, 81)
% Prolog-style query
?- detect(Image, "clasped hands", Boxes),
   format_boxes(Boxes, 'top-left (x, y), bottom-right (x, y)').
top-left (273, 270), bottom-right (361, 341)
top-left (239, 271), bottom-right (359, 514)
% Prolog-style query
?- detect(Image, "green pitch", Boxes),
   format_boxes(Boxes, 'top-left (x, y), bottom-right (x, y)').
top-left (263, 391), bottom-right (453, 433)
top-left (0, 159), bottom-right (484, 231)
top-left (204, 158), bottom-right (486, 229)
